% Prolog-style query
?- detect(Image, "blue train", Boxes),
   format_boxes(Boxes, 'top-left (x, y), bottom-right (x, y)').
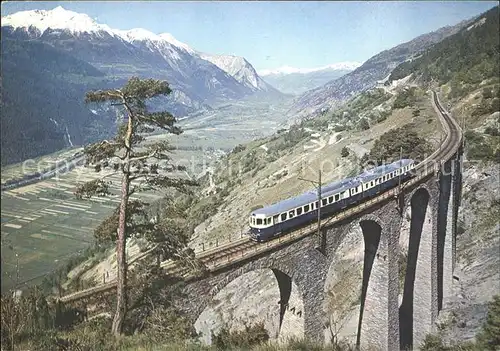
top-left (248, 159), bottom-right (416, 242)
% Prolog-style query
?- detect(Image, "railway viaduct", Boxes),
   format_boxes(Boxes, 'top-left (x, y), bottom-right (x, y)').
top-left (59, 91), bottom-right (464, 350)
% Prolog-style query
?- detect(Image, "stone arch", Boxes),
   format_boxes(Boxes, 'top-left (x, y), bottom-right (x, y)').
top-left (323, 213), bottom-right (389, 349)
top-left (193, 261), bottom-right (306, 344)
top-left (401, 181), bottom-right (435, 217)
top-left (399, 186), bottom-right (437, 349)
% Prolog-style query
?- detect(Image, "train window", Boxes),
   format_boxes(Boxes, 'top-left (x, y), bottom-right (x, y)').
top-left (315, 201), bottom-right (319, 208)
top-left (289, 210), bottom-right (295, 218)
top-left (328, 196), bottom-right (333, 204)
top-left (256, 218), bottom-right (262, 225)
top-left (297, 207), bottom-right (303, 215)
top-left (273, 215), bottom-right (279, 224)
top-left (281, 213), bottom-right (287, 221)
top-left (371, 181), bottom-right (374, 187)
top-left (322, 199), bottom-right (327, 206)
top-left (304, 204), bottom-right (310, 212)
top-left (335, 194), bottom-right (340, 201)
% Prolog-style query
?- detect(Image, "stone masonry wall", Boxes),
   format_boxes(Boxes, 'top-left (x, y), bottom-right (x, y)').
top-left (173, 153), bottom-right (460, 350)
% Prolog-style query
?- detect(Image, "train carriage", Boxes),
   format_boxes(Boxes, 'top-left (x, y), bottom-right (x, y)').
top-left (248, 159), bottom-right (415, 242)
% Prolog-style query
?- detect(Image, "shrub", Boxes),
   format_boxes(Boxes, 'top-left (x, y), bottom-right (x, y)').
top-left (393, 88), bottom-right (417, 109)
top-left (212, 322), bottom-right (269, 349)
top-left (476, 295), bottom-right (500, 350)
top-left (484, 126), bottom-right (500, 136)
top-left (361, 124), bottom-right (432, 166)
top-left (465, 130), bottom-right (498, 162)
top-left (483, 87), bottom-right (494, 99)
top-left (359, 118), bottom-right (370, 131)
top-left (376, 111), bottom-right (390, 123)
top-left (341, 147), bottom-right (349, 158)
top-left (232, 144), bottom-right (246, 154)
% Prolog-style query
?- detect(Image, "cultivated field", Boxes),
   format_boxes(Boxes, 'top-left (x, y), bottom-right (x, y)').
top-left (0, 163), bottom-right (167, 292)
top-left (1, 97), bottom-right (294, 292)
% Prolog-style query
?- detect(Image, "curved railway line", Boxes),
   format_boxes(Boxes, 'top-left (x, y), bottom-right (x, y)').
top-left (59, 90), bottom-right (463, 304)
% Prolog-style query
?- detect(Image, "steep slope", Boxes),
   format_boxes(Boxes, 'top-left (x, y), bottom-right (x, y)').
top-left (1, 7), bottom-right (261, 115)
top-left (1, 39), bottom-right (116, 165)
top-left (288, 18), bottom-right (473, 118)
top-left (389, 6), bottom-right (499, 91)
top-left (199, 53), bottom-right (280, 94)
top-left (259, 62), bottom-right (360, 95)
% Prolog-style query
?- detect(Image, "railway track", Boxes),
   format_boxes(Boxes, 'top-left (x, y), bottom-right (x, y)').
top-left (58, 91), bottom-right (463, 304)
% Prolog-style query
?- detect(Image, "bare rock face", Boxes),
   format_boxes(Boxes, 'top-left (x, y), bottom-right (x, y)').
top-left (323, 225), bottom-right (364, 346)
top-left (194, 269), bottom-right (304, 345)
top-left (436, 162), bottom-right (500, 344)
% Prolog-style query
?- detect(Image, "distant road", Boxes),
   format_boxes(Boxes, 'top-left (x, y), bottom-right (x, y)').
top-left (1, 152), bottom-right (85, 192)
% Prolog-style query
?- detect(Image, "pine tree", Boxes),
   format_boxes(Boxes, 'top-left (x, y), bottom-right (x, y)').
top-left (75, 77), bottom-right (198, 335)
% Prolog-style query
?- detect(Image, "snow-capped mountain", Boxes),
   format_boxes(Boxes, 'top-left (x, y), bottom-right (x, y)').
top-left (258, 62), bottom-right (360, 95)
top-left (1, 6), bottom-right (281, 164)
top-left (1, 6), bottom-right (195, 52)
top-left (1, 6), bottom-right (116, 36)
top-left (199, 53), bottom-right (277, 92)
top-left (1, 7), bottom-right (277, 114)
top-left (287, 19), bottom-right (472, 118)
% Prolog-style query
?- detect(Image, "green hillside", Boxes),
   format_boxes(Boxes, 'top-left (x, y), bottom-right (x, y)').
top-left (389, 6), bottom-right (499, 98)
top-left (1, 39), bottom-right (116, 165)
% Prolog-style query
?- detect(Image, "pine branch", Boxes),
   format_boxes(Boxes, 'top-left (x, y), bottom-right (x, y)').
top-left (85, 90), bottom-right (123, 103)
top-left (145, 176), bottom-right (198, 194)
top-left (74, 179), bottom-right (111, 200)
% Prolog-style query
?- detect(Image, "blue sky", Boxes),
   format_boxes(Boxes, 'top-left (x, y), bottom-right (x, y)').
top-left (2, 1), bottom-right (497, 71)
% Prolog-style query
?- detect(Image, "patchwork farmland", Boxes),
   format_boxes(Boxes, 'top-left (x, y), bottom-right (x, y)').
top-left (0, 98), bottom-right (290, 293)
top-left (0, 159), bottom-right (167, 293)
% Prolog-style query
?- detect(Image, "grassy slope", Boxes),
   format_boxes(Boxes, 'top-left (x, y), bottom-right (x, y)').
top-left (186, 84), bottom-right (442, 249)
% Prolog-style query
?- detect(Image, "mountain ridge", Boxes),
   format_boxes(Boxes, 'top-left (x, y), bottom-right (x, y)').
top-left (287, 17), bottom-right (476, 119)
top-left (1, 6), bottom-right (278, 111)
top-left (259, 62), bottom-right (361, 76)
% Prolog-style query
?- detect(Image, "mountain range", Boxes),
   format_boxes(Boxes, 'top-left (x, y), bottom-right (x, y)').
top-left (0, 5), bottom-right (486, 166)
top-left (0, 6), bottom-right (281, 165)
top-left (287, 18), bottom-right (476, 119)
top-left (259, 62), bottom-right (361, 95)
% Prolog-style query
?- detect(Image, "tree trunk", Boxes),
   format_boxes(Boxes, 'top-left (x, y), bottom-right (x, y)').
top-left (111, 168), bottom-right (130, 335)
top-left (112, 105), bottom-right (133, 336)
